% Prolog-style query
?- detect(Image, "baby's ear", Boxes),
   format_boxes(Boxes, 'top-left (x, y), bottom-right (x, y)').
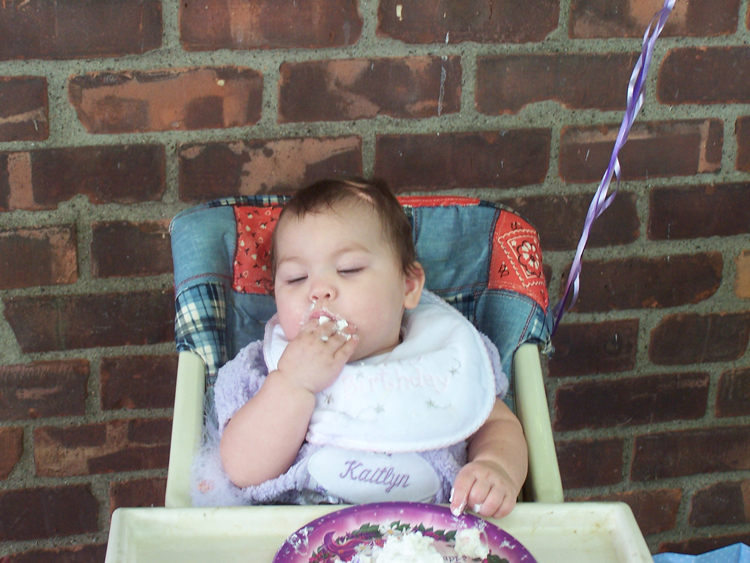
top-left (403, 262), bottom-right (426, 310)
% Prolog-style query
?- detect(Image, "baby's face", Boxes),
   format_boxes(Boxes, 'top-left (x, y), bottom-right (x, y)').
top-left (273, 202), bottom-right (422, 361)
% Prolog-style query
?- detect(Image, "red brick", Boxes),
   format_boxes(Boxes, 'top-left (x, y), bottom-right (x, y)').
top-left (0, 0), bottom-right (161, 60)
top-left (737, 116), bottom-right (750, 172)
top-left (0, 360), bottom-right (88, 420)
top-left (548, 319), bottom-right (638, 377)
top-left (554, 372), bottom-right (709, 431)
top-left (34, 418), bottom-right (171, 476)
top-left (69, 67), bottom-right (262, 134)
top-left (0, 145), bottom-right (166, 212)
top-left (179, 137), bottom-right (362, 201)
top-left (0, 76), bottom-right (48, 141)
top-left (659, 47), bottom-right (750, 105)
top-left (0, 485), bottom-right (98, 541)
top-left (650, 312), bottom-right (750, 365)
top-left (631, 426), bottom-right (750, 481)
top-left (109, 477), bottom-right (167, 513)
top-left (556, 438), bottom-right (623, 489)
top-left (690, 479), bottom-right (750, 527)
top-left (578, 489), bottom-right (682, 536)
top-left (660, 533), bottom-right (750, 556)
top-left (2, 290), bottom-right (174, 353)
top-left (570, 0), bottom-right (739, 38)
top-left (91, 221), bottom-right (171, 278)
top-left (0, 544), bottom-right (107, 563)
top-left (566, 252), bottom-right (722, 312)
top-left (736, 249), bottom-right (750, 299)
top-left (0, 426), bottom-right (23, 479)
top-left (100, 355), bottom-right (178, 410)
top-left (560, 119), bottom-right (723, 183)
top-left (649, 183), bottom-right (750, 239)
top-left (503, 192), bottom-right (639, 251)
top-left (377, 0), bottom-right (559, 44)
top-left (716, 368), bottom-right (750, 418)
top-left (279, 57), bottom-right (461, 123)
top-left (477, 53), bottom-right (638, 114)
top-left (0, 225), bottom-right (77, 289)
top-left (180, 0), bottom-right (362, 51)
top-left (375, 130), bottom-right (550, 192)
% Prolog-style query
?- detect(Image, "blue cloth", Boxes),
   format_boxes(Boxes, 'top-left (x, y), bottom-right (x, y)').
top-left (170, 196), bottom-right (553, 413)
top-left (653, 544), bottom-right (750, 563)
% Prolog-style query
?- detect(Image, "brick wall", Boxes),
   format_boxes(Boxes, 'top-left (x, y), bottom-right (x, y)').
top-left (0, 0), bottom-right (749, 559)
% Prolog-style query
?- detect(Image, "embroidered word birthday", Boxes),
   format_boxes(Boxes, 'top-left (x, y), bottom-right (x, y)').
top-left (339, 364), bottom-right (450, 399)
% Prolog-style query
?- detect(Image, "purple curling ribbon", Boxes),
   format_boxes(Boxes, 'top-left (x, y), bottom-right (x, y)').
top-left (552, 0), bottom-right (675, 334)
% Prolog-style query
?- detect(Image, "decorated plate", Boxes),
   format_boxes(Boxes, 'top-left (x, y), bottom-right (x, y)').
top-left (273, 502), bottom-right (537, 563)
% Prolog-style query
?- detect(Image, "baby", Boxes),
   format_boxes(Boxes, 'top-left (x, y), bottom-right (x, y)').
top-left (212, 178), bottom-right (527, 519)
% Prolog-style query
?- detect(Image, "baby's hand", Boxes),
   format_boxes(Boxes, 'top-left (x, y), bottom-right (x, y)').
top-left (276, 318), bottom-right (358, 395)
top-left (450, 460), bottom-right (520, 519)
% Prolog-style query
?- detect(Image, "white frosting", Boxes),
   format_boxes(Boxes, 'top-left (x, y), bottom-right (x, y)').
top-left (455, 528), bottom-right (490, 560)
top-left (313, 310), bottom-right (351, 340)
top-left (318, 315), bottom-right (351, 340)
top-left (352, 526), bottom-right (489, 563)
top-left (355, 531), bottom-right (443, 563)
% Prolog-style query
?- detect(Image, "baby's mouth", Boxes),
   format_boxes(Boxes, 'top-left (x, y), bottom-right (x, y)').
top-left (302, 305), bottom-right (351, 339)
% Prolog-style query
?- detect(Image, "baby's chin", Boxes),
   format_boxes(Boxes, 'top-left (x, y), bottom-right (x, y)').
top-left (348, 340), bottom-right (398, 363)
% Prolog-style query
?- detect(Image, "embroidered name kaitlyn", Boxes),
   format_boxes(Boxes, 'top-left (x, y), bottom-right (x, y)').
top-left (339, 460), bottom-right (410, 493)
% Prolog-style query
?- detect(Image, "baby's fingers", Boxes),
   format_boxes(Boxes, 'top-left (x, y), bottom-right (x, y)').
top-left (472, 484), bottom-right (516, 519)
top-left (466, 480), bottom-right (492, 515)
top-left (489, 492), bottom-right (517, 519)
top-left (450, 467), bottom-right (477, 516)
top-left (332, 331), bottom-right (359, 363)
top-left (452, 462), bottom-right (519, 519)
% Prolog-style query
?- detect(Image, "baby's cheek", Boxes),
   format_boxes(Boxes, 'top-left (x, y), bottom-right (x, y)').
top-left (277, 312), bottom-right (302, 341)
top-left (284, 326), bottom-right (300, 341)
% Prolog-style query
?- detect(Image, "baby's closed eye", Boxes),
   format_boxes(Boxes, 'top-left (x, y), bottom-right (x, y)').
top-left (338, 267), bottom-right (364, 275)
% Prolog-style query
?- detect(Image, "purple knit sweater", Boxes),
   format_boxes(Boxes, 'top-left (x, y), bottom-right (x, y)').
top-left (191, 332), bottom-right (506, 507)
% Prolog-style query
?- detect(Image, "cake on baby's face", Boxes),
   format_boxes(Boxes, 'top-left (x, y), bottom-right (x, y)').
top-left (305, 306), bottom-right (352, 342)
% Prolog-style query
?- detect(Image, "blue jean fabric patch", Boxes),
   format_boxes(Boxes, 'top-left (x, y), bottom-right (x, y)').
top-left (170, 196), bottom-right (553, 411)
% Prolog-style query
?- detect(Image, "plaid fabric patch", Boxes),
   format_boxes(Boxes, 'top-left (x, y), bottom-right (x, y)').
top-left (175, 282), bottom-right (228, 387)
top-left (441, 291), bottom-right (477, 321)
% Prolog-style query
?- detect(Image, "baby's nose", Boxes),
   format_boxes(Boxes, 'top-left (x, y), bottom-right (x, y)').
top-left (309, 279), bottom-right (336, 301)
top-left (310, 288), bottom-right (332, 301)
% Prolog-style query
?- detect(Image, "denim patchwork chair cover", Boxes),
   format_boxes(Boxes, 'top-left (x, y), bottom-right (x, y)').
top-left (170, 195), bottom-right (552, 414)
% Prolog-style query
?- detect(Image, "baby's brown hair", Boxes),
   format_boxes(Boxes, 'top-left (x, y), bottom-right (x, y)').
top-left (271, 177), bottom-right (417, 279)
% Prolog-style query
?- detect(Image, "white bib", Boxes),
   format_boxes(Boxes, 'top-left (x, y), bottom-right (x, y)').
top-left (264, 290), bottom-right (496, 453)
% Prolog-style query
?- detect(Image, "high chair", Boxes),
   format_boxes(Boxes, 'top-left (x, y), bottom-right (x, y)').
top-left (165, 195), bottom-right (563, 508)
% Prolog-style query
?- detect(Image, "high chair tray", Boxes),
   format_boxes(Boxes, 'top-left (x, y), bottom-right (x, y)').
top-left (105, 502), bottom-right (651, 563)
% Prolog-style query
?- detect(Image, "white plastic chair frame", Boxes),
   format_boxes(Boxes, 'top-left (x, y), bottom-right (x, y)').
top-left (164, 343), bottom-right (564, 508)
